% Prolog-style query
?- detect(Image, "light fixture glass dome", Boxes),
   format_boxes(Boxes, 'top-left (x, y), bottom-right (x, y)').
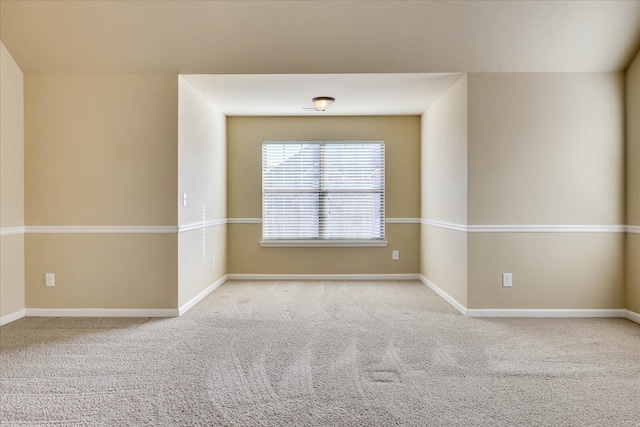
top-left (312, 96), bottom-right (335, 111)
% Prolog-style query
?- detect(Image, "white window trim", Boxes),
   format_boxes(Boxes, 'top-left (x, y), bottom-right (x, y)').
top-left (261, 140), bottom-right (386, 247)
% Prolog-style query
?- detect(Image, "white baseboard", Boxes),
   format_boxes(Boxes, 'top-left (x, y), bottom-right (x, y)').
top-left (0, 309), bottom-right (26, 326)
top-left (178, 275), bottom-right (228, 316)
top-left (227, 274), bottom-right (420, 281)
top-left (625, 309), bottom-right (640, 324)
top-left (465, 309), bottom-right (626, 318)
top-left (418, 275), bottom-right (467, 316)
top-left (416, 275), bottom-right (630, 320)
top-left (25, 308), bottom-right (179, 317)
top-left (14, 276), bottom-right (230, 320)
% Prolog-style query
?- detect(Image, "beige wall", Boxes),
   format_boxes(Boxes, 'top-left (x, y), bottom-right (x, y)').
top-left (25, 74), bottom-right (178, 226)
top-left (421, 76), bottom-right (468, 225)
top-left (177, 78), bottom-right (226, 307)
top-left (627, 51), bottom-right (640, 226)
top-left (626, 49), bottom-right (640, 313)
top-left (26, 234), bottom-right (177, 309)
top-left (227, 116), bottom-right (420, 274)
top-left (178, 227), bottom-right (226, 306)
top-left (0, 42), bottom-right (25, 318)
top-left (420, 76), bottom-right (468, 306)
top-left (1, 43), bottom-right (24, 228)
top-left (1, 235), bottom-right (24, 317)
top-left (228, 223), bottom-right (419, 275)
top-left (626, 235), bottom-right (640, 313)
top-left (4, 65), bottom-right (635, 313)
top-left (468, 73), bottom-right (625, 226)
top-left (24, 74), bottom-right (179, 309)
top-left (468, 233), bottom-right (624, 309)
top-left (467, 73), bottom-right (626, 309)
top-left (421, 226), bottom-right (467, 305)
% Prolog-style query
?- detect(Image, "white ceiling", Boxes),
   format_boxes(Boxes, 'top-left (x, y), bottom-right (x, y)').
top-left (183, 73), bottom-right (464, 116)
top-left (1, 1), bottom-right (639, 74)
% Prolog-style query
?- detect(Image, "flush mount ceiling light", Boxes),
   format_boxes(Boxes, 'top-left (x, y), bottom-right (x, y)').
top-left (312, 96), bottom-right (335, 111)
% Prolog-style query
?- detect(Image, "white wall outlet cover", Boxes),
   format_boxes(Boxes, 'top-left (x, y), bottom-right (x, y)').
top-left (182, 193), bottom-right (187, 207)
top-left (45, 273), bottom-right (55, 287)
top-left (392, 250), bottom-right (399, 260)
top-left (502, 273), bottom-right (512, 287)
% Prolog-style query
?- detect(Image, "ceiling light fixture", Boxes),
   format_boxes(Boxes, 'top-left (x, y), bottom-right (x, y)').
top-left (312, 96), bottom-right (335, 111)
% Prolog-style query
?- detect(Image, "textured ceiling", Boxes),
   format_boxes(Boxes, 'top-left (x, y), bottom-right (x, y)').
top-left (1, 0), bottom-right (639, 74)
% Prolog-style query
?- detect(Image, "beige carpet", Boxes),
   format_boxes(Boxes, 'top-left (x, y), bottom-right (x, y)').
top-left (1, 280), bottom-right (639, 426)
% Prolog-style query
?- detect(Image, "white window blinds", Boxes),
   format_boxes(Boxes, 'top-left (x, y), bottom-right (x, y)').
top-left (262, 141), bottom-right (385, 241)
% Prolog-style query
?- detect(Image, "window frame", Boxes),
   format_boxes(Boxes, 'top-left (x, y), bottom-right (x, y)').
top-left (260, 140), bottom-right (387, 248)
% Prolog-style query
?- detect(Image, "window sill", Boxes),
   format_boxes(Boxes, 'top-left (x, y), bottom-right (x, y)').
top-left (260, 240), bottom-right (388, 248)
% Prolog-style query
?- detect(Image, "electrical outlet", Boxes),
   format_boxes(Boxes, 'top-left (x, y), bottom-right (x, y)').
top-left (211, 257), bottom-right (215, 268)
top-left (392, 250), bottom-right (399, 260)
top-left (502, 273), bottom-right (512, 287)
top-left (45, 273), bottom-right (55, 287)
top-left (182, 193), bottom-right (187, 207)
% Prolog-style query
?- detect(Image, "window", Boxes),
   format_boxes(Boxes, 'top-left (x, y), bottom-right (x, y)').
top-left (262, 140), bottom-right (385, 246)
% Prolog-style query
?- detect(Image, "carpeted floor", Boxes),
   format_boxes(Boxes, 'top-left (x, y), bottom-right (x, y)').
top-left (1, 280), bottom-right (639, 426)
